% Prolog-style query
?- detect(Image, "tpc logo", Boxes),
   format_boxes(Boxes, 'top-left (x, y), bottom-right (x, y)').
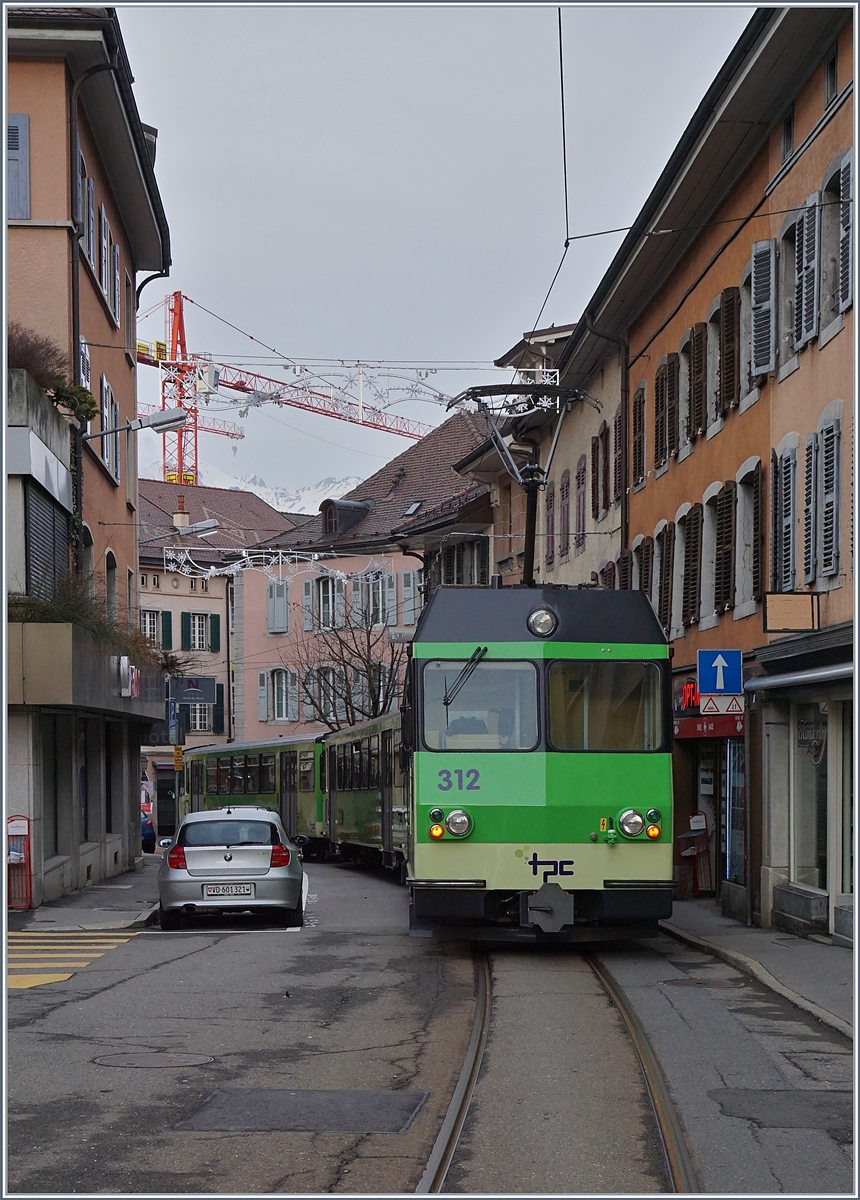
top-left (515, 846), bottom-right (574, 884)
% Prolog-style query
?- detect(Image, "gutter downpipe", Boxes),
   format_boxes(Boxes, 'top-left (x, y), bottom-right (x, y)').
top-left (583, 313), bottom-right (629, 551)
top-left (69, 60), bottom-right (118, 573)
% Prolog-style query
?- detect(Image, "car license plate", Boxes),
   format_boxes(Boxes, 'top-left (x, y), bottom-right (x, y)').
top-left (204, 883), bottom-right (253, 898)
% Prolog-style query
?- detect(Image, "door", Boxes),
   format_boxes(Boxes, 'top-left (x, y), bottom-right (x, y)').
top-left (381, 729), bottom-right (393, 852)
top-left (156, 768), bottom-right (177, 837)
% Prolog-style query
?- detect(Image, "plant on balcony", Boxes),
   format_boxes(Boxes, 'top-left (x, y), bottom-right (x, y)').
top-left (7, 322), bottom-right (97, 424)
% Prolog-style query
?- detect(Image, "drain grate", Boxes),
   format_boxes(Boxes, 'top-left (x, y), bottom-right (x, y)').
top-left (175, 1088), bottom-right (429, 1133)
top-left (94, 1052), bottom-right (213, 1068)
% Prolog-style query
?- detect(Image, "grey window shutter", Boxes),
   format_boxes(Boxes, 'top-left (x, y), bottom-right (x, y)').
top-left (795, 194), bottom-right (821, 348)
top-left (803, 433), bottom-right (818, 583)
top-left (276, 580), bottom-right (288, 632)
top-left (288, 670), bottom-right (299, 722)
top-left (401, 571), bottom-right (415, 625)
top-left (161, 610), bottom-right (173, 650)
top-left (350, 578), bottom-right (362, 626)
top-left (302, 579), bottom-right (314, 630)
top-left (86, 178), bottom-right (95, 264)
top-left (820, 420), bottom-right (841, 577)
top-left (257, 671), bottom-right (269, 721)
top-left (385, 573), bottom-right (397, 625)
top-left (779, 449), bottom-right (797, 592)
top-left (335, 577), bottom-right (346, 628)
top-left (100, 205), bottom-right (109, 293)
top-left (266, 580), bottom-right (276, 632)
top-left (8, 114), bottom-right (30, 219)
top-left (770, 449), bottom-right (781, 590)
top-left (112, 243), bottom-right (121, 322)
top-left (751, 241), bottom-right (776, 375)
top-left (839, 153), bottom-right (853, 314)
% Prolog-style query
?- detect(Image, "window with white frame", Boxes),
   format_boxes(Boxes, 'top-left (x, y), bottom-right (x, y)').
top-left (190, 613), bottom-right (208, 651)
top-left (317, 575), bottom-right (338, 629)
top-left (820, 155), bottom-right (853, 328)
top-left (99, 204), bottom-right (121, 324)
top-left (188, 703), bottom-right (211, 733)
top-left (99, 376), bottom-right (120, 482)
top-left (140, 609), bottom-right (159, 643)
top-left (78, 155), bottom-right (95, 267)
top-left (272, 668), bottom-right (299, 721)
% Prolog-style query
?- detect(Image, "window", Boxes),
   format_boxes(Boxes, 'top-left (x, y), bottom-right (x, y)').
top-left (437, 540), bottom-right (489, 587)
top-left (714, 482), bottom-right (737, 611)
top-left (105, 551), bottom-right (118, 621)
top-left (351, 572), bottom-right (395, 626)
top-left (180, 819), bottom-right (277, 847)
top-left (771, 446), bottom-right (797, 592)
top-left (654, 356), bottom-right (679, 470)
top-left (140, 574), bottom-right (148, 589)
top-left (545, 483), bottom-right (555, 568)
top-left (682, 504), bottom-right (703, 626)
top-left (99, 205), bottom-right (121, 324)
top-left (719, 288), bottom-right (740, 413)
top-left (591, 422), bottom-right (610, 517)
top-left (825, 52), bottom-right (838, 107)
top-left (100, 376), bottom-right (120, 482)
top-left (190, 613), bottom-right (208, 651)
top-left (632, 387), bottom-right (646, 486)
top-left (266, 579), bottom-right (289, 633)
top-left (188, 703), bottom-right (210, 733)
top-left (548, 661), bottom-right (663, 752)
top-left (636, 536), bottom-right (654, 602)
top-left (782, 106), bottom-right (794, 163)
top-left (820, 155), bottom-right (853, 325)
top-left (151, 574), bottom-right (160, 589)
top-left (706, 305), bottom-right (721, 427)
top-left (656, 522), bottom-right (675, 632)
top-left (688, 323), bottom-right (707, 438)
top-left (612, 406), bottom-right (623, 502)
top-left (190, 578), bottom-right (196, 591)
top-left (272, 668), bottom-right (299, 721)
top-left (7, 114), bottom-right (30, 219)
top-left (77, 154), bottom-right (95, 266)
top-left (559, 470), bottom-right (570, 559)
top-left (600, 560), bottom-right (616, 590)
top-left (200, 578), bottom-right (208, 592)
top-left (24, 481), bottom-right (70, 599)
top-left (734, 461), bottom-right (763, 610)
top-left (401, 569), bottom-right (420, 626)
top-left (315, 575), bottom-right (343, 629)
top-left (422, 660), bottom-right (539, 751)
top-left (574, 457), bottom-right (586, 551)
top-left (141, 609), bottom-right (159, 644)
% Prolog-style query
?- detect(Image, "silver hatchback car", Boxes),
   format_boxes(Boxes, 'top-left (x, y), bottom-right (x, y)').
top-left (157, 807), bottom-right (306, 930)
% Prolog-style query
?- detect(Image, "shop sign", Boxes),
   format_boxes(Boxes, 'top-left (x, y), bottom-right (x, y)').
top-left (674, 714), bottom-right (745, 738)
top-left (673, 676), bottom-right (700, 716)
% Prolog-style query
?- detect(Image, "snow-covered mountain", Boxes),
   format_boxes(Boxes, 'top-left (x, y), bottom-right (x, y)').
top-left (139, 459), bottom-right (363, 514)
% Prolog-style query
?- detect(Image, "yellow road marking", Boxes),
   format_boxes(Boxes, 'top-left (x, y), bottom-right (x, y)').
top-left (8, 951), bottom-right (106, 957)
top-left (8, 974), bottom-right (74, 989)
top-left (8, 963), bottom-right (93, 969)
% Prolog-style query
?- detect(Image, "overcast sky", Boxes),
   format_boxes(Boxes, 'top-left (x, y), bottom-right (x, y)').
top-left (122, 3), bottom-right (756, 489)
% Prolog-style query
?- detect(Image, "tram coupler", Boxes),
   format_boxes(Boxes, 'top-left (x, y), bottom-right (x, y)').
top-left (519, 883), bottom-right (574, 933)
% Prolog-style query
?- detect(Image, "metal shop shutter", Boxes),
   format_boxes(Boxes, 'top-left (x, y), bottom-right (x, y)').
top-left (25, 481), bottom-right (70, 598)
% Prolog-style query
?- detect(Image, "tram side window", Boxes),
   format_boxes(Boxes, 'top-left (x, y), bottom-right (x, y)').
top-left (547, 661), bottom-right (663, 751)
top-left (231, 755), bottom-right (246, 794)
top-left (261, 753), bottom-right (276, 793)
top-left (422, 660), bottom-right (539, 751)
top-left (336, 743), bottom-right (346, 790)
top-left (393, 730), bottom-right (404, 785)
top-left (217, 756), bottom-right (232, 794)
top-left (369, 735), bottom-right (379, 788)
top-left (319, 748), bottom-right (327, 794)
top-left (206, 756), bottom-right (218, 794)
top-left (360, 737), bottom-right (370, 789)
top-left (352, 740), bottom-right (362, 790)
top-left (246, 754), bottom-right (261, 793)
top-left (299, 750), bottom-right (315, 792)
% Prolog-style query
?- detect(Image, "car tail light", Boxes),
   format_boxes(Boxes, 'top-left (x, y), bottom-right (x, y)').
top-left (167, 845), bottom-right (186, 869)
top-left (270, 844), bottom-right (291, 867)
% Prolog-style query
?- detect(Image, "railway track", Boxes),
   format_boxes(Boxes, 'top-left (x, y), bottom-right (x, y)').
top-left (416, 947), bottom-right (699, 1194)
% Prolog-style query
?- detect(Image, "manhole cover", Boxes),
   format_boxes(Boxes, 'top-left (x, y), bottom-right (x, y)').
top-left (175, 1088), bottom-right (429, 1132)
top-left (94, 1052), bottom-right (213, 1068)
top-left (664, 978), bottom-right (744, 988)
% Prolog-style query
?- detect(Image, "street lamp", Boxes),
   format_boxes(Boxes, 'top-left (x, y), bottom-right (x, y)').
top-left (81, 406), bottom-right (188, 442)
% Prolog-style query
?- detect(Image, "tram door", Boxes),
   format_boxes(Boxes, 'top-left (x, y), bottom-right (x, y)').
top-left (327, 746), bottom-right (338, 846)
top-left (381, 730), bottom-right (393, 852)
top-left (279, 750), bottom-right (298, 838)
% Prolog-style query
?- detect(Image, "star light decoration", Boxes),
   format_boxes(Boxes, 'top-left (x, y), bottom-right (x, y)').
top-left (162, 546), bottom-right (396, 585)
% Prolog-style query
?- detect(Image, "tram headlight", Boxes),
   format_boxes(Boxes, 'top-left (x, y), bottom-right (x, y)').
top-left (619, 809), bottom-right (645, 837)
top-left (445, 809), bottom-right (473, 837)
top-left (527, 608), bottom-right (558, 638)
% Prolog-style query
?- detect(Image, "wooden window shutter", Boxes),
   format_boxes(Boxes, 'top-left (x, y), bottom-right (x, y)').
top-left (839, 153), bottom-right (853, 313)
top-left (575, 456), bottom-right (586, 548)
top-left (100, 205), bottom-right (109, 294)
top-left (7, 114), bottom-right (30, 220)
top-left (476, 538), bottom-right (490, 585)
top-left (653, 365), bottom-right (667, 469)
top-left (689, 323), bottom-right (707, 437)
top-left (770, 449), bottom-right (781, 590)
top-left (779, 449), bottom-right (797, 592)
top-left (639, 536), bottom-right (654, 598)
top-left (752, 461), bottom-right (764, 602)
top-left (617, 549), bottom-right (633, 591)
top-left (600, 423), bottom-right (610, 512)
top-left (180, 611), bottom-right (192, 651)
top-left (682, 504), bottom-right (703, 626)
top-left (820, 420), bottom-right (841, 577)
top-left (714, 483), bottom-right (737, 611)
top-left (657, 524), bottom-right (674, 631)
top-left (302, 579), bottom-right (315, 630)
top-left (803, 433), bottom-right (818, 584)
top-left (601, 561), bottom-right (616, 590)
top-left (545, 485), bottom-right (555, 567)
top-left (632, 388), bottom-right (646, 485)
top-left (612, 408), bottom-right (623, 502)
top-left (266, 580), bottom-right (276, 632)
top-left (801, 193), bottom-right (821, 345)
top-left (751, 240), bottom-right (777, 375)
top-left (209, 613), bottom-right (221, 653)
top-left (719, 287), bottom-right (740, 413)
top-left (666, 354), bottom-right (679, 457)
top-left (160, 610), bottom-right (173, 650)
top-left (559, 470), bottom-right (570, 556)
top-left (213, 683), bottom-right (225, 734)
top-left (454, 542), bottom-right (464, 585)
top-left (591, 436), bottom-right (600, 517)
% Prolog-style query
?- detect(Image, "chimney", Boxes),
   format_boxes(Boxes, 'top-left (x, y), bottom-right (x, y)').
top-left (173, 493), bottom-right (190, 529)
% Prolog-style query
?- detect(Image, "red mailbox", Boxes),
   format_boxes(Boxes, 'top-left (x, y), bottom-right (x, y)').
top-left (7, 814), bottom-right (33, 910)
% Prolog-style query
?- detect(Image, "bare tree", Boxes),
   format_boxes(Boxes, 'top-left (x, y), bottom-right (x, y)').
top-left (279, 569), bottom-right (407, 732)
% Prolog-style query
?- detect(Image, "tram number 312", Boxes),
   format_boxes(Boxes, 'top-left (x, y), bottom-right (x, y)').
top-left (437, 769), bottom-right (480, 791)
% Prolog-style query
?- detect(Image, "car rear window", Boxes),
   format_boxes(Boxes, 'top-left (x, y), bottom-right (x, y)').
top-left (180, 820), bottom-right (278, 847)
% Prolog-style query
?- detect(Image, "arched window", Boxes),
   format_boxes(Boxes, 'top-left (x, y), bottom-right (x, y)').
top-left (559, 470), bottom-right (570, 560)
top-left (105, 550), bottom-right (117, 621)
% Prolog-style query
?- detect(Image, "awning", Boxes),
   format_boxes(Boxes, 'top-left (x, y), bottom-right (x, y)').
top-left (745, 664), bottom-right (853, 692)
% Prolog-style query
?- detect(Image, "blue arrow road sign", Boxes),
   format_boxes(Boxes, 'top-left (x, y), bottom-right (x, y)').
top-left (697, 649), bottom-right (743, 695)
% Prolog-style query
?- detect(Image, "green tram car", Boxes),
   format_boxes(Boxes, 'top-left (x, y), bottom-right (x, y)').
top-left (403, 585), bottom-right (675, 941)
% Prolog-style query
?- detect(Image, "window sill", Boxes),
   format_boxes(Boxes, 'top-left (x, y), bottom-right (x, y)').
top-left (669, 625), bottom-right (686, 641)
top-left (818, 313), bottom-right (844, 350)
top-left (698, 613), bottom-right (720, 632)
top-left (705, 418), bottom-right (724, 441)
top-left (633, 480), bottom-right (646, 494)
top-left (739, 387), bottom-right (760, 415)
top-left (777, 355), bottom-right (799, 383)
top-left (733, 599), bottom-right (758, 621)
top-left (654, 462), bottom-right (669, 479)
top-left (677, 443), bottom-right (694, 464)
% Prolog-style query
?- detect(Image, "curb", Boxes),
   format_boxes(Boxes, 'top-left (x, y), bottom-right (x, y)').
top-left (659, 920), bottom-right (854, 1041)
top-left (130, 902), bottom-right (160, 929)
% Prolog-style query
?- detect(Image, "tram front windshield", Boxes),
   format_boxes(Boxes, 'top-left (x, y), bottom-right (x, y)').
top-left (423, 660), bottom-right (538, 750)
top-left (548, 660), bottom-right (663, 751)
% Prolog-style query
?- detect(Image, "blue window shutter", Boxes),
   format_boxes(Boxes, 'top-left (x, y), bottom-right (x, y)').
top-left (180, 611), bottom-right (192, 651)
top-left (779, 449), bottom-right (797, 592)
top-left (803, 434), bottom-right (818, 584)
top-left (213, 684), bottom-right (225, 734)
top-left (275, 580), bottom-right (288, 632)
top-left (266, 580), bottom-right (276, 632)
top-left (820, 420), bottom-right (841, 577)
top-left (288, 670), bottom-right (299, 722)
top-left (7, 114), bottom-right (30, 219)
top-left (335, 578), bottom-right (346, 628)
top-left (209, 613), bottom-right (221, 653)
top-left (350, 578), bottom-right (362, 626)
top-left (161, 610), bottom-right (172, 650)
top-left (401, 570), bottom-right (415, 625)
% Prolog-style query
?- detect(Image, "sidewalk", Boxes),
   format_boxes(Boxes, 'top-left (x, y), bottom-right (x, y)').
top-left (661, 897), bottom-right (854, 1040)
top-left (6, 855), bottom-right (161, 933)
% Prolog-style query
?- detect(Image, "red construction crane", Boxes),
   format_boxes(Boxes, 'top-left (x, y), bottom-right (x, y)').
top-left (136, 292), bottom-right (431, 485)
